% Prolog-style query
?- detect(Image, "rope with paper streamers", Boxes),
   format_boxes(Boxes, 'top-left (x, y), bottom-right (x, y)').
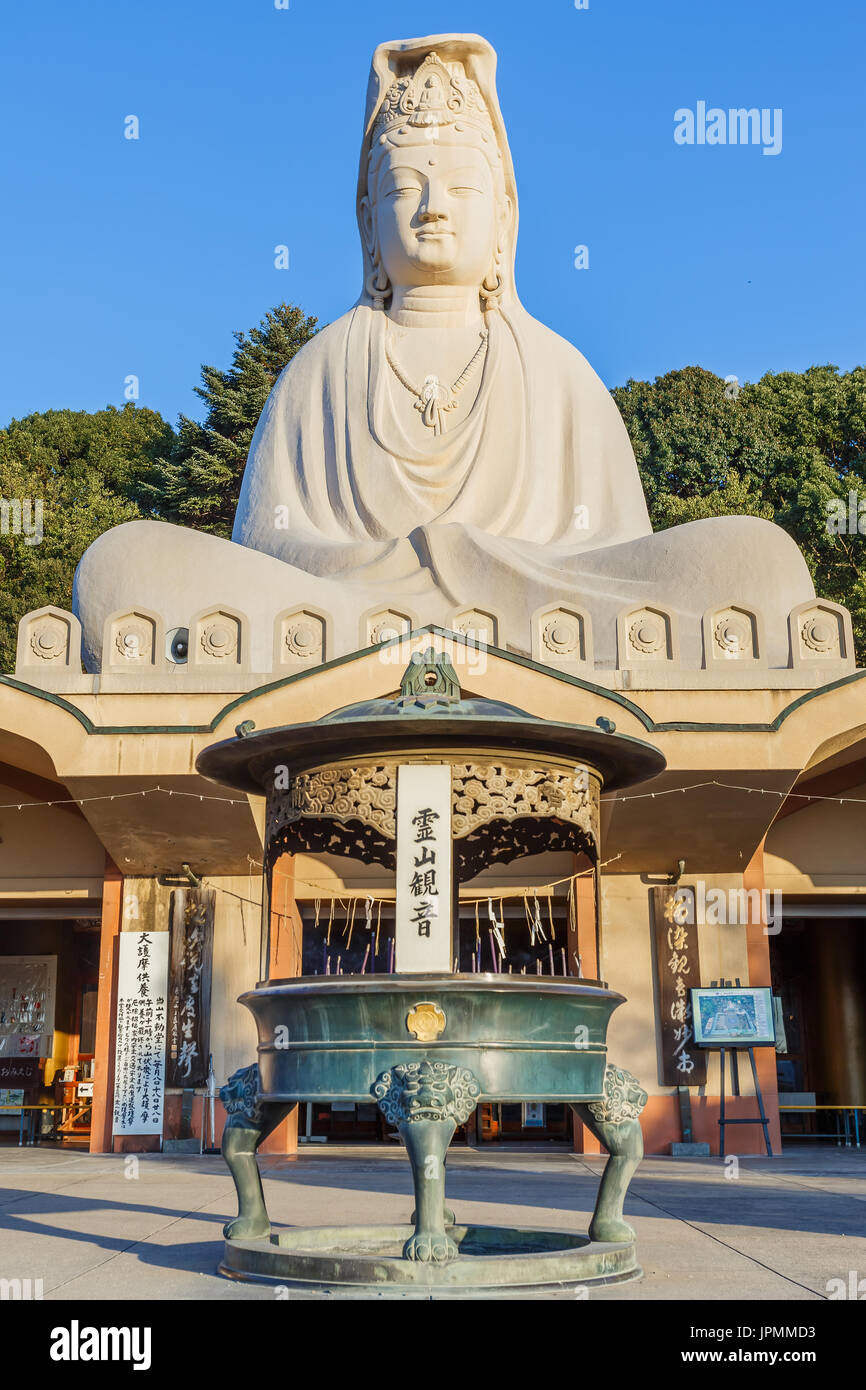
top-left (195, 854), bottom-right (615, 976)
top-left (0, 785), bottom-right (250, 810)
top-left (254, 852), bottom-right (621, 901)
top-left (4, 778), bottom-right (866, 811)
top-left (10, 771), bottom-right (856, 975)
top-left (599, 778), bottom-right (866, 805)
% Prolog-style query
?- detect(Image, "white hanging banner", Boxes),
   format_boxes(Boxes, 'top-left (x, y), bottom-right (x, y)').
top-left (0, 956), bottom-right (57, 1058)
top-left (112, 932), bottom-right (169, 1136)
top-left (395, 764), bottom-right (452, 973)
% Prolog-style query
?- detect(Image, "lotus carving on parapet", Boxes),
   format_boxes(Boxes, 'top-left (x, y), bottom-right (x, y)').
top-left (543, 616), bottom-right (581, 656)
top-left (284, 620), bottom-right (320, 658)
top-left (714, 614), bottom-right (750, 656)
top-left (29, 619), bottom-right (66, 661)
top-left (801, 614), bottom-right (837, 654)
top-left (629, 616), bottom-right (665, 655)
top-left (200, 622), bottom-right (237, 658)
top-left (114, 622), bottom-right (148, 661)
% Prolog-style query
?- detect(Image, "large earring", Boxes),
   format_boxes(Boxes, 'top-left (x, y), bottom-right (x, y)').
top-left (480, 236), bottom-right (506, 312)
top-left (481, 275), bottom-right (503, 311)
top-left (481, 268), bottom-right (504, 313)
top-left (366, 249), bottom-right (391, 311)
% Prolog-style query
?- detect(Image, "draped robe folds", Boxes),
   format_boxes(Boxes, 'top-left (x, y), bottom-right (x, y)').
top-left (233, 303), bottom-right (653, 602)
top-left (228, 301), bottom-right (814, 668)
top-left (71, 296), bottom-right (815, 673)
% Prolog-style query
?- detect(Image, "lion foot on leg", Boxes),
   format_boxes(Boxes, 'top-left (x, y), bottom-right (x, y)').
top-left (223, 1211), bottom-right (271, 1241)
top-left (220, 1064), bottom-right (292, 1244)
top-left (403, 1231), bottom-right (458, 1264)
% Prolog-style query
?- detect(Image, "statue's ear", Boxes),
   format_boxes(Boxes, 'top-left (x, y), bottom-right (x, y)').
top-left (498, 193), bottom-right (513, 241)
top-left (360, 195), bottom-right (376, 257)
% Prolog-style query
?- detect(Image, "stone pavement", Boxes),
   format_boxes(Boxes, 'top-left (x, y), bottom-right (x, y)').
top-left (0, 1143), bottom-right (863, 1300)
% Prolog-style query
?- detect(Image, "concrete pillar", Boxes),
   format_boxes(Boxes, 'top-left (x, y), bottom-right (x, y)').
top-left (573, 857), bottom-right (601, 1154)
top-left (744, 843), bottom-right (782, 1154)
top-left (89, 858), bottom-right (122, 1154)
top-left (259, 853), bottom-right (302, 1156)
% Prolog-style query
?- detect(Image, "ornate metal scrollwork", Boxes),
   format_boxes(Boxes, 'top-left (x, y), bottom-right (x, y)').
top-left (451, 761), bottom-right (598, 840)
top-left (451, 761), bottom-right (600, 879)
top-left (372, 1059), bottom-right (480, 1127)
top-left (264, 757), bottom-right (600, 878)
top-left (220, 1062), bottom-right (264, 1128)
top-left (266, 764), bottom-right (398, 870)
top-left (586, 1065), bottom-right (648, 1127)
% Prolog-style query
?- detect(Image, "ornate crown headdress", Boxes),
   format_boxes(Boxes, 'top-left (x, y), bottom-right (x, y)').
top-left (371, 51), bottom-right (494, 142)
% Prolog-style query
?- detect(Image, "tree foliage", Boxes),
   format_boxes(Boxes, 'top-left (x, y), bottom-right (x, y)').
top-left (137, 303), bottom-right (318, 535)
top-left (612, 365), bottom-right (866, 660)
top-left (0, 404), bottom-right (174, 672)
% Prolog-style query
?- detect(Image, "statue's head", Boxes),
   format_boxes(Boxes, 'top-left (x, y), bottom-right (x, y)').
top-left (357, 36), bottom-right (518, 312)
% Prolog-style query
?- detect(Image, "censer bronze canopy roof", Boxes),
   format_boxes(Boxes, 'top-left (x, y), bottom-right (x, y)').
top-left (195, 649), bottom-right (666, 794)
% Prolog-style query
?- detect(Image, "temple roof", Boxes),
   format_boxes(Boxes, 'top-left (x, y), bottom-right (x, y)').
top-left (320, 648), bottom-right (530, 724)
top-left (196, 649), bottom-right (666, 796)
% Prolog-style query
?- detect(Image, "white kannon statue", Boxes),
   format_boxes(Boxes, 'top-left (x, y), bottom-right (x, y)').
top-left (73, 33), bottom-right (813, 670)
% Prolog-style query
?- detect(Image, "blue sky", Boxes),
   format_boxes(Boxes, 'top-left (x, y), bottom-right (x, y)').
top-left (0, 0), bottom-right (862, 428)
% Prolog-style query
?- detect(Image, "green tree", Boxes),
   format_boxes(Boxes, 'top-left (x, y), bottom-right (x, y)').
top-left (140, 302), bottom-right (318, 535)
top-left (0, 404), bottom-right (174, 672)
top-left (612, 365), bottom-right (866, 660)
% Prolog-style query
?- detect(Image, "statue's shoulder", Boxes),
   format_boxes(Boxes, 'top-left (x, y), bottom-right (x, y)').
top-left (505, 307), bottom-right (616, 403)
top-left (270, 308), bottom-right (359, 395)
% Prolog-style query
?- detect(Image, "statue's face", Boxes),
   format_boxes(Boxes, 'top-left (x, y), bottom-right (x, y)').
top-left (366, 142), bottom-right (501, 291)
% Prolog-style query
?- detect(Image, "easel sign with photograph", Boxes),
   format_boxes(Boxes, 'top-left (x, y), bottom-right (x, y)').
top-left (690, 982), bottom-right (776, 1157)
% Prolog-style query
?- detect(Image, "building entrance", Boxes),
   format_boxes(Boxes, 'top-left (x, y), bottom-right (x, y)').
top-left (770, 910), bottom-right (866, 1144)
top-left (0, 917), bottom-right (99, 1146)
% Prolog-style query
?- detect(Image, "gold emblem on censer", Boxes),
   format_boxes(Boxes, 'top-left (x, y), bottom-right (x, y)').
top-left (406, 1002), bottom-right (446, 1041)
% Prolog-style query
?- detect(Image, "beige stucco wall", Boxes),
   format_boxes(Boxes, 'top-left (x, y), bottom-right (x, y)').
top-left (208, 875), bottom-right (262, 1084)
top-left (764, 780), bottom-right (866, 894)
top-left (601, 871), bottom-right (755, 1099)
top-left (0, 780), bottom-right (105, 902)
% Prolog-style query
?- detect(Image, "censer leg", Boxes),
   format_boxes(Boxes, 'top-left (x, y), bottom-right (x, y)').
top-left (401, 1117), bottom-right (457, 1263)
top-left (372, 1060), bottom-right (481, 1265)
top-left (411, 1164), bottom-right (456, 1228)
top-left (220, 1064), bottom-right (293, 1241)
top-left (572, 1064), bottom-right (648, 1244)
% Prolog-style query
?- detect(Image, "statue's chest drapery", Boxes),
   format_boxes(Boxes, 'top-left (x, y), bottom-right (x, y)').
top-left (350, 307), bottom-right (534, 535)
top-left (234, 303), bottom-right (651, 574)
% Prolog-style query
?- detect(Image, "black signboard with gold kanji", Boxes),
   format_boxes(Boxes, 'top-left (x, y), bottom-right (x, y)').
top-left (166, 888), bottom-right (215, 1088)
top-left (651, 885), bottom-right (706, 1086)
